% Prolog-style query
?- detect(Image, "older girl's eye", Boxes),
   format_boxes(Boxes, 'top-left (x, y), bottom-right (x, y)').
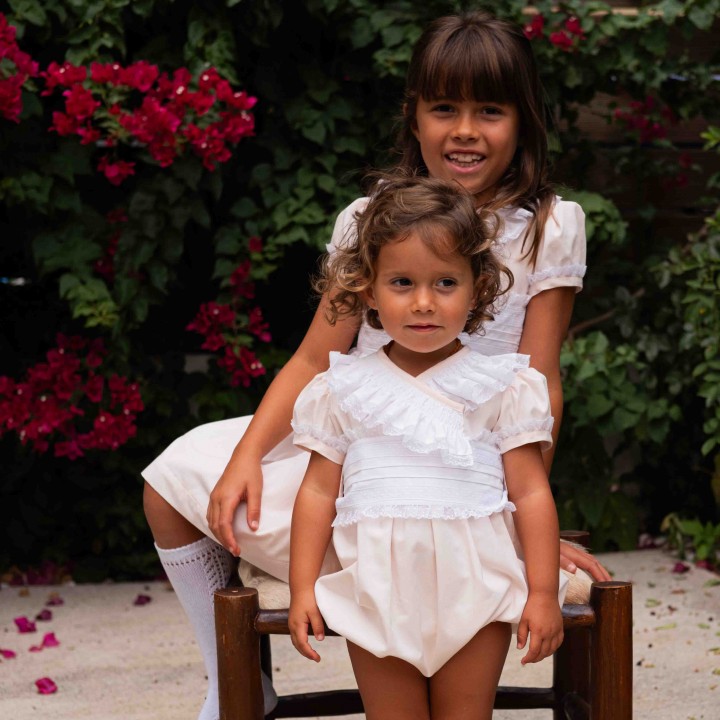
top-left (431, 103), bottom-right (454, 113)
top-left (391, 277), bottom-right (412, 287)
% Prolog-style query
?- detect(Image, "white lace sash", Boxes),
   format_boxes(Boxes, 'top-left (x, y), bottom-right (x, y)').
top-left (333, 436), bottom-right (515, 527)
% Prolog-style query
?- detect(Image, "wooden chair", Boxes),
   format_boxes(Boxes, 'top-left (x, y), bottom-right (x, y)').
top-left (214, 531), bottom-right (632, 720)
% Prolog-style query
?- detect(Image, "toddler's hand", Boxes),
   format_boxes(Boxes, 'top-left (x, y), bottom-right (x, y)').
top-left (289, 590), bottom-right (325, 662)
top-left (516, 592), bottom-right (563, 665)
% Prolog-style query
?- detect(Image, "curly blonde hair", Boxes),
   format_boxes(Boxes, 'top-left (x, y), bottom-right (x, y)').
top-left (314, 172), bottom-right (512, 334)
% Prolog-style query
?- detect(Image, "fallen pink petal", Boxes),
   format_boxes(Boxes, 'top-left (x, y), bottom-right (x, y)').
top-left (1, 648), bottom-right (17, 659)
top-left (671, 561), bottom-right (690, 573)
top-left (42, 632), bottom-right (60, 648)
top-left (29, 644), bottom-right (43, 652)
top-left (14, 616), bottom-right (37, 633)
top-left (35, 677), bottom-right (58, 694)
top-left (133, 593), bottom-right (152, 606)
top-left (35, 609), bottom-right (53, 621)
top-left (46, 593), bottom-right (64, 606)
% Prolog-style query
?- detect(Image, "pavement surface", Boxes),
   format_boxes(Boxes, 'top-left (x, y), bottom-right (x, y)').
top-left (1, 548), bottom-right (719, 720)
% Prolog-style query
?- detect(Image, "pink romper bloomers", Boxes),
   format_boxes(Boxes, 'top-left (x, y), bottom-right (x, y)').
top-left (141, 196), bottom-right (586, 589)
top-left (291, 346), bottom-right (569, 676)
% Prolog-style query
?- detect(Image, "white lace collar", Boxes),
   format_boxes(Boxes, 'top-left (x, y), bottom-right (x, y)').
top-left (326, 348), bottom-right (529, 467)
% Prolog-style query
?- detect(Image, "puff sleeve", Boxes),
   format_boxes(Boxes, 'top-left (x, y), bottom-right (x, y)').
top-left (291, 372), bottom-right (348, 464)
top-left (527, 200), bottom-right (586, 296)
top-left (495, 367), bottom-right (554, 454)
top-left (325, 197), bottom-right (369, 255)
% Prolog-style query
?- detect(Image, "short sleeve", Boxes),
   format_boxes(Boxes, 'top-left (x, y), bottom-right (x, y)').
top-left (291, 372), bottom-right (348, 464)
top-left (527, 200), bottom-right (586, 297)
top-left (325, 197), bottom-right (369, 255)
top-left (495, 368), bottom-right (554, 454)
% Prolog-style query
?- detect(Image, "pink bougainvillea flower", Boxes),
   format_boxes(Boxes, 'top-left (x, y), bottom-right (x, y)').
top-left (35, 677), bottom-right (58, 694)
top-left (14, 616), bottom-right (37, 633)
top-left (248, 236), bottom-right (263, 253)
top-left (133, 593), bottom-right (152, 606)
top-left (672, 561), bottom-right (690, 574)
top-left (97, 155), bottom-right (136, 185)
top-left (35, 609), bottom-right (53, 621)
top-left (523, 14), bottom-right (545, 40)
top-left (29, 632), bottom-right (60, 652)
top-left (549, 31), bottom-right (574, 51)
top-left (1, 648), bottom-right (17, 659)
top-left (46, 593), bottom-right (64, 606)
top-left (564, 16), bottom-right (585, 37)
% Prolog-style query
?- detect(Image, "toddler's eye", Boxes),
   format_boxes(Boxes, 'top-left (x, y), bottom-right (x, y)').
top-left (391, 277), bottom-right (412, 287)
top-left (438, 278), bottom-right (457, 288)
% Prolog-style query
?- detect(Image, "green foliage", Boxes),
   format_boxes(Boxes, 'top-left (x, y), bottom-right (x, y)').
top-left (2, 0), bottom-right (720, 574)
top-left (662, 511), bottom-right (720, 567)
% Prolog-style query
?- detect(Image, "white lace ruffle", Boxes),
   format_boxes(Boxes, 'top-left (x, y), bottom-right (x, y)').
top-left (495, 417), bottom-right (554, 443)
top-left (327, 352), bottom-right (474, 467)
top-left (427, 352), bottom-right (529, 410)
top-left (333, 500), bottom-right (516, 527)
top-left (527, 263), bottom-right (586, 288)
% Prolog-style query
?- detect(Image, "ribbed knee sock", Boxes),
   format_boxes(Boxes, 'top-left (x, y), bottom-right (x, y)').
top-left (156, 537), bottom-right (278, 719)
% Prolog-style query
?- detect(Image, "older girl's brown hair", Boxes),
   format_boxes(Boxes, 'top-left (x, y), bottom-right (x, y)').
top-left (393, 10), bottom-right (556, 266)
top-left (314, 172), bottom-right (511, 333)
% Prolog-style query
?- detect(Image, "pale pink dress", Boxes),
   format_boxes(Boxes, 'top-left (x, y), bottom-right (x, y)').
top-left (141, 197), bottom-right (586, 583)
top-left (292, 347), bottom-right (569, 676)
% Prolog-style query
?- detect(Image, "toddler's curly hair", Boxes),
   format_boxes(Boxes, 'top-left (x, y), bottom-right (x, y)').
top-left (314, 172), bottom-right (512, 334)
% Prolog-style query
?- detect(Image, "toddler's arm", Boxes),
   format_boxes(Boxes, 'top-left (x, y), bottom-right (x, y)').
top-left (288, 451), bottom-right (342, 662)
top-left (503, 442), bottom-right (564, 665)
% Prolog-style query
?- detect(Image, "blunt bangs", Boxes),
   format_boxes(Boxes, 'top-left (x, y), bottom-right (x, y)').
top-left (414, 28), bottom-right (519, 105)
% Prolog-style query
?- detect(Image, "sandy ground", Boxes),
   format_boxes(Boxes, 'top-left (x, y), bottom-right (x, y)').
top-left (1, 548), bottom-right (719, 720)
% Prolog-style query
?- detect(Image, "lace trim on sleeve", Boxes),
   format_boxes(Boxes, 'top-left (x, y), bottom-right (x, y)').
top-left (495, 417), bottom-right (554, 443)
top-left (291, 421), bottom-right (349, 454)
top-left (527, 263), bottom-right (586, 288)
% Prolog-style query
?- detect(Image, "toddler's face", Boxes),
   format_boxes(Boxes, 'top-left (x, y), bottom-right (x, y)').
top-left (364, 230), bottom-right (475, 364)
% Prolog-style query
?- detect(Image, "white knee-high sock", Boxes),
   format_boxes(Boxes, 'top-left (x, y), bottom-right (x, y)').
top-left (156, 537), bottom-right (278, 720)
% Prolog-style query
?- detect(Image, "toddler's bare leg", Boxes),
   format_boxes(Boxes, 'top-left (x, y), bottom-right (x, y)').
top-left (346, 641), bottom-right (430, 720)
top-left (429, 622), bottom-right (511, 720)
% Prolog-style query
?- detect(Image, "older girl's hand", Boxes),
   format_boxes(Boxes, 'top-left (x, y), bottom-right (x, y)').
top-left (289, 590), bottom-right (325, 662)
top-left (207, 454), bottom-right (263, 556)
top-left (559, 540), bottom-right (612, 583)
top-left (516, 592), bottom-right (564, 665)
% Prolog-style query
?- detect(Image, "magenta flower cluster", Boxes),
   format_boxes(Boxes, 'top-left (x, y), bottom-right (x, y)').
top-left (42, 60), bottom-right (257, 184)
top-left (0, 13), bottom-right (38, 122)
top-left (0, 334), bottom-right (144, 460)
top-left (186, 252), bottom-right (271, 388)
top-left (523, 13), bottom-right (586, 51)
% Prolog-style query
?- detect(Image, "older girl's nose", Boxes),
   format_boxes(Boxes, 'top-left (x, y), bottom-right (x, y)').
top-left (451, 111), bottom-right (478, 141)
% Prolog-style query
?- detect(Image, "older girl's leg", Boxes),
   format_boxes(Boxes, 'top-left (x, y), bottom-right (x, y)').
top-left (429, 622), bottom-right (511, 720)
top-left (346, 641), bottom-right (431, 720)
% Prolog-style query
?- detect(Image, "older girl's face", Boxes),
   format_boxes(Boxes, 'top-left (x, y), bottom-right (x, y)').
top-left (412, 97), bottom-right (520, 205)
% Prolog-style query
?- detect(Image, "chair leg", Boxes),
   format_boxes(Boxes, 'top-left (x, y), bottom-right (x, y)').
top-left (553, 626), bottom-right (590, 720)
top-left (215, 587), bottom-right (265, 720)
top-left (589, 581), bottom-right (633, 720)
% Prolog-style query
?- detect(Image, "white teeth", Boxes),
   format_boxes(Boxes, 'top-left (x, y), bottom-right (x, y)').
top-left (447, 153), bottom-right (483, 163)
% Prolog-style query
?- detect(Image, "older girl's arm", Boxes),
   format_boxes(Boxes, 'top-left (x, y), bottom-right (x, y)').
top-left (207, 293), bottom-right (359, 555)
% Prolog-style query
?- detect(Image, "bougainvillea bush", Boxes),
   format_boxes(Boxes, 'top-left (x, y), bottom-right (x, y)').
top-left (1, 0), bottom-right (719, 578)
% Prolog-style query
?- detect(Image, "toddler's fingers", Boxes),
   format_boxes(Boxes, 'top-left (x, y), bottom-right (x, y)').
top-left (520, 631), bottom-right (542, 665)
top-left (291, 624), bottom-right (321, 662)
top-left (309, 609), bottom-right (325, 642)
top-left (217, 503), bottom-right (240, 556)
top-left (516, 620), bottom-right (528, 650)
